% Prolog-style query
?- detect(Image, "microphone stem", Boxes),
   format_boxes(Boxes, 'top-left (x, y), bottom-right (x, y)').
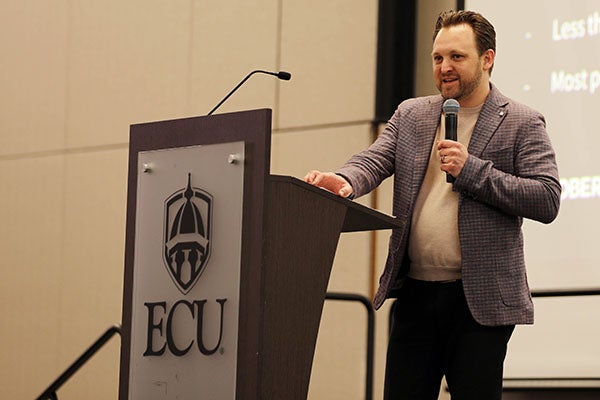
top-left (207, 70), bottom-right (276, 116)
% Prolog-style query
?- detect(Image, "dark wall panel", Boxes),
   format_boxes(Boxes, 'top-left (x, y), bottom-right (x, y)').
top-left (375, 0), bottom-right (417, 123)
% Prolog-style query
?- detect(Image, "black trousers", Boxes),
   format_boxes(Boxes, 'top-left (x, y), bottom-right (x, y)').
top-left (384, 278), bottom-right (515, 400)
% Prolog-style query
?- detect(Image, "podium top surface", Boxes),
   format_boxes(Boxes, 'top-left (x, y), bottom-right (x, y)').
top-left (270, 175), bottom-right (403, 233)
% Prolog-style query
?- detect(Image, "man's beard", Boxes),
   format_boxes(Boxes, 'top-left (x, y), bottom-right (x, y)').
top-left (438, 64), bottom-right (483, 101)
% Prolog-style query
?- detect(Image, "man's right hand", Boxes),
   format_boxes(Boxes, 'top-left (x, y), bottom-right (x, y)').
top-left (303, 170), bottom-right (354, 198)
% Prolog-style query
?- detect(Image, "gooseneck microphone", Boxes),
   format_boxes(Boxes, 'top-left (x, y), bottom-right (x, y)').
top-left (207, 70), bottom-right (292, 116)
top-left (442, 98), bottom-right (460, 183)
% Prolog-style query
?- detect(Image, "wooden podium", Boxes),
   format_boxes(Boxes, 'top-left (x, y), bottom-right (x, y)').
top-left (119, 109), bottom-right (402, 399)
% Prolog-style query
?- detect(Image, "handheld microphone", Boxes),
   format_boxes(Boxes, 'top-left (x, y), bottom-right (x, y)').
top-left (442, 98), bottom-right (460, 183)
top-left (207, 69), bottom-right (292, 116)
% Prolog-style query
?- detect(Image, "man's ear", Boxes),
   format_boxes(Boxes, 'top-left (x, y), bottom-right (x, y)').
top-left (482, 49), bottom-right (495, 73)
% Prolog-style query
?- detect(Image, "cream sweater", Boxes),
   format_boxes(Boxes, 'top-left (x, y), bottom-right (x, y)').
top-left (407, 105), bottom-right (482, 281)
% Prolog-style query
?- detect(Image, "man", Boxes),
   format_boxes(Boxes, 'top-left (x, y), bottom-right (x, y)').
top-left (304, 10), bottom-right (561, 400)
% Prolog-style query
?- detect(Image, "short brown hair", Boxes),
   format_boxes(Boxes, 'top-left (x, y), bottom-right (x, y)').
top-left (433, 10), bottom-right (496, 72)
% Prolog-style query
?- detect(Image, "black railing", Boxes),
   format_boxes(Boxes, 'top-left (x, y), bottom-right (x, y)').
top-left (36, 324), bottom-right (122, 400)
top-left (531, 287), bottom-right (600, 298)
top-left (35, 287), bottom-right (600, 400)
top-left (36, 297), bottom-right (374, 400)
top-left (325, 292), bottom-right (375, 400)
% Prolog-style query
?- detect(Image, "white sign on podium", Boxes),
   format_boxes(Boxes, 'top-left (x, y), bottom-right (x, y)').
top-left (129, 141), bottom-right (244, 399)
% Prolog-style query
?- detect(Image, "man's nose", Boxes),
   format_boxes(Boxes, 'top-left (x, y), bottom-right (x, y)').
top-left (441, 59), bottom-right (454, 73)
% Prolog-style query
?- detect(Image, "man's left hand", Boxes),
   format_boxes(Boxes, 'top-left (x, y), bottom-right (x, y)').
top-left (437, 140), bottom-right (469, 178)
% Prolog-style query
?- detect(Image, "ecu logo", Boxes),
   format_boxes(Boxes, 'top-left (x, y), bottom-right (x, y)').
top-left (163, 174), bottom-right (212, 294)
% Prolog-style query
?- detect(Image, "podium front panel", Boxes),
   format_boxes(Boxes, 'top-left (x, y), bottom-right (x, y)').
top-left (128, 142), bottom-right (244, 399)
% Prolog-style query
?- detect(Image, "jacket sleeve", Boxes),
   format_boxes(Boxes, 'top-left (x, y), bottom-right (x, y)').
top-left (336, 99), bottom-right (420, 197)
top-left (454, 108), bottom-right (561, 224)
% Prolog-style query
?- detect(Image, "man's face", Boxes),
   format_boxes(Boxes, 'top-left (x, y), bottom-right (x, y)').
top-left (432, 24), bottom-right (493, 106)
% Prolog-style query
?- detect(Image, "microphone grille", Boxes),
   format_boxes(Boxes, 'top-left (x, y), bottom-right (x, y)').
top-left (277, 71), bottom-right (292, 81)
top-left (442, 98), bottom-right (460, 114)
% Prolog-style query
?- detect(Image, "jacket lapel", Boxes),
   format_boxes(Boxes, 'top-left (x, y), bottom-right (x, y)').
top-left (468, 84), bottom-right (509, 157)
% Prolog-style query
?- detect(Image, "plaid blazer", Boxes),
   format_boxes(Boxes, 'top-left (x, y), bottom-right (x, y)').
top-left (337, 84), bottom-right (561, 326)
